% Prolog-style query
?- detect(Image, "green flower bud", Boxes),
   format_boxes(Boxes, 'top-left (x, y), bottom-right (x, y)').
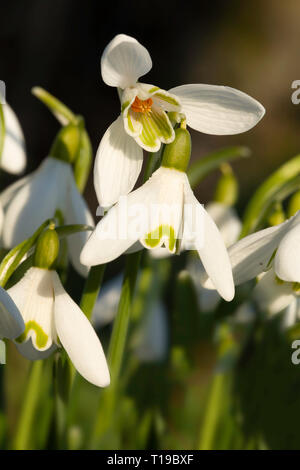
top-left (214, 165), bottom-right (238, 206)
top-left (161, 127), bottom-right (191, 172)
top-left (288, 190), bottom-right (300, 218)
top-left (33, 225), bottom-right (60, 270)
top-left (50, 123), bottom-right (82, 164)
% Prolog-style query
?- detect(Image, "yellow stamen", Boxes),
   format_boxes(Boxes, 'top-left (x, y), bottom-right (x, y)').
top-left (131, 96), bottom-right (153, 113)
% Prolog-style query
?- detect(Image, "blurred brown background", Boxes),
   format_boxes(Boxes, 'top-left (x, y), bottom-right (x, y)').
top-left (1, 0), bottom-right (300, 212)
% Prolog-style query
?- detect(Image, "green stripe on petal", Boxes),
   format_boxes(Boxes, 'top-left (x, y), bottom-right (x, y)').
top-left (154, 92), bottom-right (180, 107)
top-left (137, 113), bottom-right (160, 150)
top-left (121, 100), bottom-right (131, 114)
top-left (143, 224), bottom-right (176, 252)
top-left (150, 108), bottom-right (174, 142)
top-left (16, 320), bottom-right (49, 349)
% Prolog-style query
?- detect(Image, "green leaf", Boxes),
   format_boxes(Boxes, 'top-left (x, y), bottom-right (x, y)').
top-left (187, 146), bottom-right (250, 189)
top-left (240, 154), bottom-right (300, 237)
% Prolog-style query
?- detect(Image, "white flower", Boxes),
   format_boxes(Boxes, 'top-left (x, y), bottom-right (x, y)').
top-left (81, 166), bottom-right (234, 301)
top-left (0, 157), bottom-right (94, 277)
top-left (95, 34), bottom-right (265, 208)
top-left (1, 103), bottom-right (27, 174)
top-left (253, 269), bottom-right (300, 328)
top-left (0, 286), bottom-right (25, 340)
top-left (187, 202), bottom-right (241, 311)
top-left (92, 274), bottom-right (168, 362)
top-left (8, 266), bottom-right (110, 387)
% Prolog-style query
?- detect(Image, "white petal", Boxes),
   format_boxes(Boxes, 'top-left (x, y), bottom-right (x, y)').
top-left (92, 274), bottom-right (123, 328)
top-left (15, 339), bottom-right (57, 360)
top-left (206, 202), bottom-right (241, 247)
top-left (0, 174), bottom-right (32, 210)
top-left (183, 183), bottom-right (234, 301)
top-left (1, 103), bottom-right (26, 174)
top-left (94, 117), bottom-right (143, 209)
top-left (65, 174), bottom-right (95, 277)
top-left (132, 300), bottom-right (168, 362)
top-left (169, 84), bottom-right (265, 135)
top-left (0, 286), bottom-right (24, 340)
top-left (275, 223), bottom-right (300, 282)
top-left (229, 213), bottom-right (300, 285)
top-left (2, 157), bottom-right (71, 247)
top-left (253, 270), bottom-right (294, 316)
top-left (81, 170), bottom-right (158, 266)
top-left (283, 299), bottom-right (299, 329)
top-left (8, 267), bottom-right (57, 356)
top-left (140, 167), bottom-right (185, 254)
top-left (101, 34), bottom-right (152, 88)
top-left (52, 271), bottom-right (110, 387)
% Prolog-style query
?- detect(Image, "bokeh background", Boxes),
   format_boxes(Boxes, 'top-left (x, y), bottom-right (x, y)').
top-left (2, 0), bottom-right (300, 210)
top-left (2, 0), bottom-right (300, 450)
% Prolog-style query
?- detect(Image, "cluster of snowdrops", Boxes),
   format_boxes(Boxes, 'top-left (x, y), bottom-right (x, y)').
top-left (1, 34), bottom-right (300, 400)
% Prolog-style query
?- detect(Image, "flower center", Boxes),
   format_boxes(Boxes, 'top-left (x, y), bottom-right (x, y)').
top-left (131, 96), bottom-right (153, 113)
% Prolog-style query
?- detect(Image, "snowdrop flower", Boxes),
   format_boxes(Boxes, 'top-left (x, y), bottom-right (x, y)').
top-left (82, 128), bottom-right (234, 301)
top-left (9, 227), bottom-right (110, 387)
top-left (187, 202), bottom-right (241, 311)
top-left (0, 126), bottom-right (94, 277)
top-left (92, 274), bottom-right (168, 362)
top-left (253, 269), bottom-right (300, 328)
top-left (1, 103), bottom-right (26, 174)
top-left (0, 286), bottom-right (25, 341)
top-left (96, 33), bottom-right (265, 208)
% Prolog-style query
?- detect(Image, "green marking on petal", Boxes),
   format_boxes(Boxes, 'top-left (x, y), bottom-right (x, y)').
top-left (127, 113), bottom-right (135, 133)
top-left (16, 321), bottom-right (49, 349)
top-left (148, 86), bottom-right (160, 94)
top-left (144, 224), bottom-right (176, 252)
top-left (138, 113), bottom-right (160, 149)
top-left (154, 92), bottom-right (180, 107)
top-left (150, 109), bottom-right (174, 141)
top-left (121, 100), bottom-right (131, 114)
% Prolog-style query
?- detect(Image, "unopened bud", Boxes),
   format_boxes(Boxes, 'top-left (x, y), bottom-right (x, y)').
top-left (33, 225), bottom-right (60, 270)
top-left (161, 127), bottom-right (191, 172)
top-left (214, 165), bottom-right (238, 206)
top-left (50, 123), bottom-right (81, 164)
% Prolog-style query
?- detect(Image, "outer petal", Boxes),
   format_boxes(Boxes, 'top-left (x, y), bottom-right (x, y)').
top-left (275, 223), bottom-right (300, 282)
top-left (94, 117), bottom-right (143, 209)
top-left (92, 274), bottom-right (123, 328)
top-left (0, 174), bottom-right (32, 210)
top-left (183, 182), bottom-right (234, 301)
top-left (8, 267), bottom-right (57, 357)
top-left (206, 202), bottom-right (241, 247)
top-left (1, 104), bottom-right (26, 174)
top-left (81, 169), bottom-right (159, 266)
top-left (169, 84), bottom-right (265, 135)
top-left (253, 270), bottom-right (294, 316)
top-left (0, 286), bottom-right (25, 340)
top-left (65, 174), bottom-right (95, 277)
top-left (228, 213), bottom-right (300, 286)
top-left (187, 256), bottom-right (221, 311)
top-left (101, 34), bottom-right (152, 88)
top-left (52, 271), bottom-right (110, 387)
top-left (3, 157), bottom-right (71, 247)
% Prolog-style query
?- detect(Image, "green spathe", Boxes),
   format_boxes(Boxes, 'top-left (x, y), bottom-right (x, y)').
top-left (50, 123), bottom-right (82, 164)
top-left (33, 227), bottom-right (60, 270)
top-left (161, 127), bottom-right (191, 172)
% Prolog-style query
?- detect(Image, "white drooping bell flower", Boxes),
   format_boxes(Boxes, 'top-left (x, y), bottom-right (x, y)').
top-left (187, 202), bottom-right (241, 312)
top-left (253, 269), bottom-right (300, 329)
top-left (92, 274), bottom-right (168, 363)
top-left (0, 286), bottom-right (25, 341)
top-left (95, 33), bottom-right (265, 208)
top-left (9, 227), bottom-right (110, 388)
top-left (1, 103), bottom-right (27, 175)
top-left (81, 128), bottom-right (235, 302)
top-left (0, 125), bottom-right (94, 277)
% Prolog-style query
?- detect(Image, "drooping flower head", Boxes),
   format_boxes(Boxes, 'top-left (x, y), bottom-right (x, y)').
top-left (82, 127), bottom-right (235, 302)
top-left (10, 226), bottom-right (110, 388)
top-left (95, 34), bottom-right (265, 208)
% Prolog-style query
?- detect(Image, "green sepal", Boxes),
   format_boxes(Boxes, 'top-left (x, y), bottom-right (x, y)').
top-left (33, 226), bottom-right (60, 269)
top-left (187, 146), bottom-right (250, 189)
top-left (161, 127), bottom-right (191, 172)
top-left (240, 154), bottom-right (300, 237)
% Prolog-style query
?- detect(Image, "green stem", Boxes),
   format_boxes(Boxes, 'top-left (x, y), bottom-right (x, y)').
top-left (198, 372), bottom-right (225, 450)
top-left (80, 265), bottom-right (106, 320)
top-left (91, 251), bottom-right (142, 443)
top-left (13, 361), bottom-right (43, 450)
top-left (32, 87), bottom-right (77, 125)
